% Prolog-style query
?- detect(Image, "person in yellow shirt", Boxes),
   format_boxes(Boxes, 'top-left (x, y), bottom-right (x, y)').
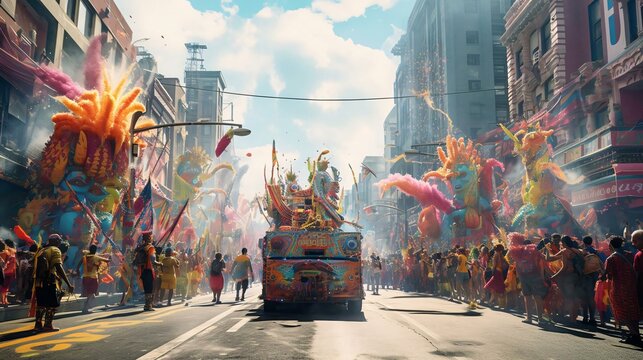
top-left (33, 234), bottom-right (74, 332)
top-left (76, 244), bottom-right (110, 314)
top-left (159, 248), bottom-right (180, 306)
top-left (455, 248), bottom-right (471, 302)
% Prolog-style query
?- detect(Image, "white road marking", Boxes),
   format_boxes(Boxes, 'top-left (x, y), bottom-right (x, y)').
top-left (226, 317), bottom-right (252, 333)
top-left (138, 298), bottom-right (256, 360)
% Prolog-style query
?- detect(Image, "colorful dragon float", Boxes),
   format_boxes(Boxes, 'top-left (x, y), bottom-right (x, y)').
top-left (16, 36), bottom-right (152, 247)
top-left (377, 135), bottom-right (504, 249)
top-left (499, 123), bottom-right (583, 235)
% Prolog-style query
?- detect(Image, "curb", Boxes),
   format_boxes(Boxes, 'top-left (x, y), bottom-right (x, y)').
top-left (0, 293), bottom-right (122, 322)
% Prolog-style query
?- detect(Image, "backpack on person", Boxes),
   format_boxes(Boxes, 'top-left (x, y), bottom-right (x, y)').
top-left (133, 245), bottom-right (148, 267)
top-left (583, 253), bottom-right (602, 274)
top-left (35, 247), bottom-right (52, 283)
top-left (571, 250), bottom-right (585, 277)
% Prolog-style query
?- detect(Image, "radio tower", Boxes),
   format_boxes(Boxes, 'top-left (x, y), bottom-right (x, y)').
top-left (185, 42), bottom-right (207, 72)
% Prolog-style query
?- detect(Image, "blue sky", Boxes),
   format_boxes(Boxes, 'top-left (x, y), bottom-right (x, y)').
top-left (188, 0), bottom-right (413, 49)
top-left (116, 0), bottom-right (414, 196)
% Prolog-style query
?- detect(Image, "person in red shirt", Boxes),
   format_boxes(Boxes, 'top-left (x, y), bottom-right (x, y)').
top-left (0, 239), bottom-right (17, 306)
top-left (138, 232), bottom-right (160, 311)
top-left (605, 236), bottom-right (640, 345)
top-left (632, 230), bottom-right (643, 319)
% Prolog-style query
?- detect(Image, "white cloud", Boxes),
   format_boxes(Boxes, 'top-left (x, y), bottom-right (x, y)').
top-left (312, 0), bottom-right (398, 22)
top-left (221, 0), bottom-right (239, 16)
top-left (382, 24), bottom-right (404, 59)
top-left (115, 1), bottom-right (396, 195)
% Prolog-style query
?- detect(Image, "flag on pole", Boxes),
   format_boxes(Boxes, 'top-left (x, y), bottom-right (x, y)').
top-left (132, 180), bottom-right (154, 244)
top-left (158, 199), bottom-right (189, 247)
top-left (271, 139), bottom-right (279, 182)
top-left (136, 180), bottom-right (154, 232)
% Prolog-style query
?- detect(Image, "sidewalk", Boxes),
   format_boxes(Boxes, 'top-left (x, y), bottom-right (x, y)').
top-left (0, 293), bottom-right (121, 322)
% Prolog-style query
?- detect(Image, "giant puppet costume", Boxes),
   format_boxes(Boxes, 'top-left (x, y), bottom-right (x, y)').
top-left (499, 123), bottom-right (580, 234)
top-left (17, 36), bottom-right (152, 245)
top-left (377, 135), bottom-right (503, 249)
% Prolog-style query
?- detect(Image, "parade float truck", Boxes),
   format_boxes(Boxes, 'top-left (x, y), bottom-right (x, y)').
top-left (262, 150), bottom-right (364, 313)
top-left (262, 229), bottom-right (363, 313)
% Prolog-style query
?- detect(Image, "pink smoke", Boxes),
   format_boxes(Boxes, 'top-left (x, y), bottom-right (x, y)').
top-left (34, 65), bottom-right (83, 99)
top-left (375, 173), bottom-right (453, 214)
top-left (84, 34), bottom-right (106, 92)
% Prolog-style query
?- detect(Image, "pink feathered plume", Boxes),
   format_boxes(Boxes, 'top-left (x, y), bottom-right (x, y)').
top-left (479, 158), bottom-right (504, 201)
top-left (375, 174), bottom-right (453, 214)
top-left (34, 65), bottom-right (83, 99)
top-left (84, 34), bottom-right (107, 92)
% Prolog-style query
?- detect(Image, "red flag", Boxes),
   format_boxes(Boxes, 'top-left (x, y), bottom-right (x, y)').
top-left (158, 199), bottom-right (189, 246)
top-left (215, 129), bottom-right (234, 157)
top-left (13, 225), bottom-right (35, 246)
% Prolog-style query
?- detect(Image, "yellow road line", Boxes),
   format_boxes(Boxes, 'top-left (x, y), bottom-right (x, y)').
top-left (0, 324), bottom-right (94, 349)
top-left (0, 324), bottom-right (34, 335)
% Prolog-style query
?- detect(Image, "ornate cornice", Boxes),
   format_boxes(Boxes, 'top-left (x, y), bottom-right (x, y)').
top-left (502, 0), bottom-right (548, 46)
top-left (610, 45), bottom-right (643, 79)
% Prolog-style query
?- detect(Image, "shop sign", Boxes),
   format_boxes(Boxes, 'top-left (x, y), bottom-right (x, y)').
top-left (572, 178), bottom-right (643, 205)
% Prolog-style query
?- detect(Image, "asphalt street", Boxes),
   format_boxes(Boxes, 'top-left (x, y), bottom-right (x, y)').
top-left (0, 286), bottom-right (641, 359)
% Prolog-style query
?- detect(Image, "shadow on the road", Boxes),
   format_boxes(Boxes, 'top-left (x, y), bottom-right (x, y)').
top-left (610, 344), bottom-right (643, 351)
top-left (537, 324), bottom-right (600, 339)
top-left (89, 310), bottom-right (143, 321)
top-left (0, 329), bottom-right (37, 343)
top-left (390, 294), bottom-right (436, 299)
top-left (381, 307), bottom-right (482, 317)
top-left (247, 305), bottom-right (367, 322)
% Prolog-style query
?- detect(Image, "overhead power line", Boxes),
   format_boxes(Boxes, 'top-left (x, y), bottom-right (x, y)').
top-left (158, 79), bottom-right (503, 102)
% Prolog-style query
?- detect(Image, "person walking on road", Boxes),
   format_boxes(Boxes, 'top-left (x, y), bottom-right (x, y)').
top-left (209, 253), bottom-right (225, 303)
top-left (605, 236), bottom-right (640, 345)
top-left (370, 253), bottom-right (382, 295)
top-left (159, 247), bottom-right (179, 306)
top-left (32, 234), bottom-right (74, 332)
top-left (135, 232), bottom-right (160, 311)
top-left (231, 248), bottom-right (254, 301)
top-left (77, 244), bottom-right (110, 314)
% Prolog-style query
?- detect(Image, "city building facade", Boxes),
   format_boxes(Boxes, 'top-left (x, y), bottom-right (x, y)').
top-left (390, 0), bottom-right (513, 236)
top-left (0, 0), bottom-right (133, 227)
top-left (498, 0), bottom-right (643, 233)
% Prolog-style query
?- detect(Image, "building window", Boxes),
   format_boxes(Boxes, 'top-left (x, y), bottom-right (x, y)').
top-left (577, 119), bottom-right (588, 139)
top-left (466, 31), bottom-right (479, 44)
top-left (66, 0), bottom-right (78, 21)
top-left (595, 108), bottom-right (609, 129)
top-left (530, 30), bottom-right (540, 64)
top-left (515, 49), bottom-right (523, 78)
top-left (589, 0), bottom-right (604, 61)
top-left (114, 46), bottom-right (123, 66)
top-left (626, 0), bottom-right (639, 43)
top-left (468, 80), bottom-right (482, 91)
top-left (465, 0), bottom-right (479, 13)
top-left (541, 19), bottom-right (551, 54)
top-left (78, 1), bottom-right (94, 37)
top-left (544, 76), bottom-right (554, 101)
top-left (517, 101), bottom-right (524, 118)
top-left (467, 54), bottom-right (480, 65)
